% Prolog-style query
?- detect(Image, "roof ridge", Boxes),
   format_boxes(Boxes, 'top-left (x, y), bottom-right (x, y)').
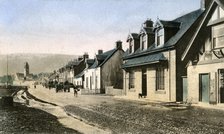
top-left (173, 8), bottom-right (203, 21)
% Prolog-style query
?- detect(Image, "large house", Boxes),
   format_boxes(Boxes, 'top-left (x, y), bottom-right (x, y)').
top-left (182, 0), bottom-right (224, 105)
top-left (83, 41), bottom-right (124, 93)
top-left (122, 6), bottom-right (205, 102)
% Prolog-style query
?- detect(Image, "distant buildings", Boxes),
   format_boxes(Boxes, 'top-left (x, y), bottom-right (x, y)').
top-left (15, 62), bottom-right (35, 81)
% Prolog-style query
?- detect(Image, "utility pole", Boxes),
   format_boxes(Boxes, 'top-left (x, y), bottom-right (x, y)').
top-left (6, 54), bottom-right (8, 88)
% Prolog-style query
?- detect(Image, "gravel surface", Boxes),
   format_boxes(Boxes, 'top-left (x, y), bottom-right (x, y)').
top-left (65, 100), bottom-right (224, 134)
top-left (0, 103), bottom-right (81, 134)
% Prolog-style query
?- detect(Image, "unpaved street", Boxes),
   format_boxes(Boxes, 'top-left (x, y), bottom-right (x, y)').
top-left (28, 85), bottom-right (224, 134)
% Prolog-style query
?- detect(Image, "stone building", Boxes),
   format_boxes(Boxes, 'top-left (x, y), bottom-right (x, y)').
top-left (83, 41), bottom-right (124, 93)
top-left (15, 62), bottom-right (34, 81)
top-left (122, 7), bottom-right (204, 101)
top-left (182, 0), bottom-right (224, 104)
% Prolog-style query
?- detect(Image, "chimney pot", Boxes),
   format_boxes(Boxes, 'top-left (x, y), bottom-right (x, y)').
top-left (116, 40), bottom-right (122, 50)
top-left (143, 19), bottom-right (153, 28)
top-left (98, 50), bottom-right (103, 55)
top-left (83, 53), bottom-right (89, 59)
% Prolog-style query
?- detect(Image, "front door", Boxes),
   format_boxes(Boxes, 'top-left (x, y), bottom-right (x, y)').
top-left (199, 74), bottom-right (210, 103)
top-left (142, 69), bottom-right (147, 96)
top-left (219, 69), bottom-right (224, 103)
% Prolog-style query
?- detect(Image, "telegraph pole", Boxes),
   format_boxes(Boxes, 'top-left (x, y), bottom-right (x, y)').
top-left (6, 54), bottom-right (8, 88)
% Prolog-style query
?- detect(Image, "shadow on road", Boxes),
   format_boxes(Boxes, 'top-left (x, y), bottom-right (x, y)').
top-left (0, 102), bottom-right (81, 134)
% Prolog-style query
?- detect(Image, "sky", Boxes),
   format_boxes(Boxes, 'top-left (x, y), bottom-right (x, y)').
top-left (0, 0), bottom-right (201, 58)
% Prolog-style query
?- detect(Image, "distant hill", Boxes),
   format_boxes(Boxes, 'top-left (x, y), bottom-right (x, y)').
top-left (0, 53), bottom-right (79, 76)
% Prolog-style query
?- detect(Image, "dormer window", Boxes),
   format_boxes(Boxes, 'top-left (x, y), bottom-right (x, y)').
top-left (156, 28), bottom-right (164, 46)
top-left (141, 34), bottom-right (147, 50)
top-left (129, 39), bottom-right (134, 54)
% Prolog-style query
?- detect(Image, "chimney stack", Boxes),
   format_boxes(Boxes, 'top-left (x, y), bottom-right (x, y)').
top-left (98, 49), bottom-right (103, 55)
top-left (83, 52), bottom-right (89, 59)
top-left (115, 40), bottom-right (122, 50)
top-left (143, 19), bottom-right (153, 28)
top-left (78, 56), bottom-right (83, 61)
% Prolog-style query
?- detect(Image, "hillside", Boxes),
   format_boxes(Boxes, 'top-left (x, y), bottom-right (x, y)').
top-left (0, 53), bottom-right (79, 76)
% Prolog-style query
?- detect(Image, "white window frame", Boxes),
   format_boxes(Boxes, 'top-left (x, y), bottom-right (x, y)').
top-left (129, 39), bottom-right (134, 53)
top-left (156, 28), bottom-right (164, 47)
top-left (141, 34), bottom-right (147, 50)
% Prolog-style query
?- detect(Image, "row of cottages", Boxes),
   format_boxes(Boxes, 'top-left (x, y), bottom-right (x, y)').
top-left (73, 59), bottom-right (95, 87)
top-left (182, 0), bottom-right (224, 105)
top-left (122, 5), bottom-right (205, 101)
top-left (58, 53), bottom-right (89, 83)
top-left (83, 41), bottom-right (124, 94)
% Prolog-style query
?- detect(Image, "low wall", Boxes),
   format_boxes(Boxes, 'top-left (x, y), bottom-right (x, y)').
top-left (105, 86), bottom-right (124, 96)
top-left (81, 89), bottom-right (101, 94)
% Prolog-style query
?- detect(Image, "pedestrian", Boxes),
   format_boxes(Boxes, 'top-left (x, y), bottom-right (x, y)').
top-left (74, 86), bottom-right (78, 97)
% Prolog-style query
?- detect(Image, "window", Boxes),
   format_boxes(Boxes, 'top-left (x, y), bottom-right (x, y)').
top-left (212, 25), bottom-right (224, 49)
top-left (156, 67), bottom-right (165, 90)
top-left (141, 35), bottom-right (147, 50)
top-left (129, 71), bottom-right (135, 89)
top-left (156, 28), bottom-right (164, 46)
top-left (213, 35), bottom-right (224, 48)
top-left (129, 40), bottom-right (134, 53)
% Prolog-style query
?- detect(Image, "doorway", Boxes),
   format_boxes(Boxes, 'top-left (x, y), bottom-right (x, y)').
top-left (142, 69), bottom-right (147, 96)
top-left (218, 69), bottom-right (224, 103)
top-left (199, 74), bottom-right (210, 103)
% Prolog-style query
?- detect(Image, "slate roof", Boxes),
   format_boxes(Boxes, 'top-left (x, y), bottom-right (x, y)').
top-left (86, 59), bottom-right (95, 65)
top-left (16, 73), bottom-right (24, 80)
top-left (140, 27), bottom-right (154, 35)
top-left (122, 53), bottom-right (167, 68)
top-left (67, 60), bottom-right (82, 67)
top-left (124, 9), bottom-right (204, 60)
top-left (131, 33), bottom-right (139, 39)
top-left (89, 48), bottom-right (118, 69)
top-left (127, 33), bottom-right (139, 42)
top-left (158, 20), bottom-right (181, 28)
top-left (74, 70), bottom-right (84, 78)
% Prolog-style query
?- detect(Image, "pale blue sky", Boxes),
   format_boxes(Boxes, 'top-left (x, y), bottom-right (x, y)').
top-left (0, 0), bottom-right (201, 58)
